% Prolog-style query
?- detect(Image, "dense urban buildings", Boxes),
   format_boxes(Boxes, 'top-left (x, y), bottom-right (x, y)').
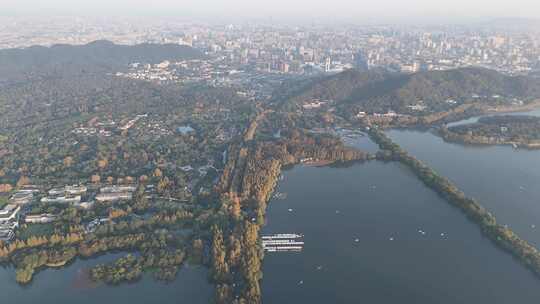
top-left (1, 17), bottom-right (540, 78)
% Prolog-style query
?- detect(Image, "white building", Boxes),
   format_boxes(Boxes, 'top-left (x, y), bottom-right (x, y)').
top-left (25, 214), bottom-right (58, 224)
top-left (41, 196), bottom-right (81, 204)
top-left (302, 100), bottom-right (327, 110)
top-left (407, 104), bottom-right (427, 111)
top-left (100, 186), bottom-right (137, 193)
top-left (356, 111), bottom-right (367, 118)
top-left (96, 192), bottom-right (133, 202)
top-left (0, 204), bottom-right (21, 223)
top-left (49, 185), bottom-right (87, 196)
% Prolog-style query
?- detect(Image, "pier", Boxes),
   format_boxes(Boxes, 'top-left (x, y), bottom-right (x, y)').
top-left (262, 233), bottom-right (304, 252)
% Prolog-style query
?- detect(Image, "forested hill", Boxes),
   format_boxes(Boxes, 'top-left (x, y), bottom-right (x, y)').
top-left (272, 68), bottom-right (390, 109)
top-left (277, 67), bottom-right (540, 114)
top-left (0, 40), bottom-right (204, 81)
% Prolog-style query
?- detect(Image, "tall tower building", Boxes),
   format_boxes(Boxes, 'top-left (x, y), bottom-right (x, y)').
top-left (324, 57), bottom-right (331, 72)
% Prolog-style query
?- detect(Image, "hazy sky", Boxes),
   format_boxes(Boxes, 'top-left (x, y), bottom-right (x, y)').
top-left (2, 0), bottom-right (540, 21)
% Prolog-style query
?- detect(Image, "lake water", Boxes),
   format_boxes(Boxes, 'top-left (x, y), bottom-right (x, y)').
top-left (262, 115), bottom-right (540, 303)
top-left (0, 254), bottom-right (212, 304)
top-left (388, 127), bottom-right (540, 248)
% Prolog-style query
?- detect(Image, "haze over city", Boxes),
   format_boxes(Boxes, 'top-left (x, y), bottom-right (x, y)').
top-left (2, 0), bottom-right (540, 22)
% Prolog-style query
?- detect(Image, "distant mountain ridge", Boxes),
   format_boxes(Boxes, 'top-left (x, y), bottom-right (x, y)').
top-left (0, 40), bottom-right (204, 82)
top-left (278, 67), bottom-right (540, 114)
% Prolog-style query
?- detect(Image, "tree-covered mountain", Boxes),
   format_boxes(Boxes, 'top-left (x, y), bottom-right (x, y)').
top-left (0, 40), bottom-right (204, 82)
top-left (272, 68), bottom-right (391, 110)
top-left (277, 67), bottom-right (540, 114)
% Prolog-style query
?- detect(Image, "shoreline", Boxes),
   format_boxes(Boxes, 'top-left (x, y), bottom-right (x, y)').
top-left (439, 133), bottom-right (540, 150)
top-left (484, 99), bottom-right (540, 114)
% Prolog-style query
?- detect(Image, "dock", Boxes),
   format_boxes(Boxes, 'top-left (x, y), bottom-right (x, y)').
top-left (262, 233), bottom-right (304, 252)
top-left (262, 233), bottom-right (303, 239)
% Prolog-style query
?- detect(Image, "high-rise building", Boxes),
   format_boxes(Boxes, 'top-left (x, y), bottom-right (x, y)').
top-left (324, 57), bottom-right (331, 72)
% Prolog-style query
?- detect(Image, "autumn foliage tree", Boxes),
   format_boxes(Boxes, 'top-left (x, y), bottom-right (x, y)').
top-left (211, 225), bottom-right (230, 283)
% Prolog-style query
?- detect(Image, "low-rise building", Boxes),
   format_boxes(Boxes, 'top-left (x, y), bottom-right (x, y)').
top-left (407, 104), bottom-right (427, 111)
top-left (25, 214), bottom-right (58, 224)
top-left (74, 201), bottom-right (95, 210)
top-left (9, 192), bottom-right (34, 205)
top-left (48, 188), bottom-right (65, 196)
top-left (0, 203), bottom-right (20, 242)
top-left (96, 192), bottom-right (133, 202)
top-left (48, 185), bottom-right (87, 196)
top-left (41, 196), bottom-right (81, 204)
top-left (356, 111), bottom-right (367, 118)
top-left (0, 221), bottom-right (19, 231)
top-left (100, 185), bottom-right (136, 193)
top-left (18, 186), bottom-right (40, 193)
top-left (0, 204), bottom-right (21, 223)
top-left (0, 229), bottom-right (14, 242)
top-left (65, 185), bottom-right (88, 195)
top-left (302, 100), bottom-right (327, 110)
